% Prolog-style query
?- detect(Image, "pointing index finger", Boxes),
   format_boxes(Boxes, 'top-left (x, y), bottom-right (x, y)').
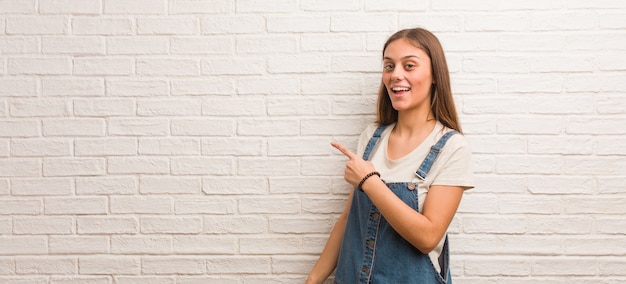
top-left (331, 142), bottom-right (356, 159)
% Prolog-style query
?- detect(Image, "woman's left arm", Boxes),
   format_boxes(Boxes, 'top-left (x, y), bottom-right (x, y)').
top-left (331, 141), bottom-right (464, 254)
top-left (362, 178), bottom-right (463, 254)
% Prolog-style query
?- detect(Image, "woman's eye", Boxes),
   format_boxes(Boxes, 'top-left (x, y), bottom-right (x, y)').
top-left (383, 64), bottom-right (393, 71)
top-left (405, 64), bottom-right (415, 69)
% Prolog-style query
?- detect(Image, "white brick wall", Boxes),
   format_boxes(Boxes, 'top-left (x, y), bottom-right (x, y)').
top-left (0, 0), bottom-right (625, 283)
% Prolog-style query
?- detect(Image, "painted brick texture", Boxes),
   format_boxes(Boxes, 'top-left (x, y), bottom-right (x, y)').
top-left (0, 0), bottom-right (625, 283)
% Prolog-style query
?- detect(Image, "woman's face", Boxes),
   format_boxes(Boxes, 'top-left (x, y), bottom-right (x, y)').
top-left (382, 38), bottom-right (434, 113)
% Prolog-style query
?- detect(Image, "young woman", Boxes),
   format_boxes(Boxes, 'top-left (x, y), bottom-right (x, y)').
top-left (306, 28), bottom-right (474, 284)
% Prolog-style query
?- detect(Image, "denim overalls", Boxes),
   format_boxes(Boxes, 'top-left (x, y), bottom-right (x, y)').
top-left (334, 124), bottom-right (457, 284)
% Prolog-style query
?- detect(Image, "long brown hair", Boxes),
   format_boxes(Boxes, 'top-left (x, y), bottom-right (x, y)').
top-left (375, 28), bottom-right (462, 133)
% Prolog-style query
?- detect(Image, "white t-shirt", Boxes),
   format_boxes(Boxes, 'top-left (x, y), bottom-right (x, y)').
top-left (355, 121), bottom-right (474, 273)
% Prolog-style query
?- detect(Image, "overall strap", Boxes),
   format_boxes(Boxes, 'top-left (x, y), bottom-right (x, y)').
top-left (415, 130), bottom-right (458, 180)
top-left (362, 124), bottom-right (388, 161)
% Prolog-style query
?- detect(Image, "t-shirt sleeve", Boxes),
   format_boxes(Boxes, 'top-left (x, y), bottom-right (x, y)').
top-left (355, 123), bottom-right (379, 158)
top-left (430, 134), bottom-right (475, 190)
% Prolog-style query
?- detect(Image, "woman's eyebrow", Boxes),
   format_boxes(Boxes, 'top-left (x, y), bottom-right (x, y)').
top-left (383, 55), bottom-right (421, 60)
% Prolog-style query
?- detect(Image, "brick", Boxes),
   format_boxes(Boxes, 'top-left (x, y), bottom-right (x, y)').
top-left (498, 195), bottom-right (562, 214)
top-left (202, 137), bottom-right (263, 156)
top-left (0, 79), bottom-right (37, 97)
top-left (110, 196), bottom-right (173, 214)
top-left (202, 15), bottom-right (265, 34)
top-left (43, 118), bottom-right (105, 137)
top-left (202, 97), bottom-right (265, 116)
top-left (496, 156), bottom-right (561, 174)
top-left (566, 118), bottom-right (626, 135)
top-left (0, 36), bottom-right (38, 53)
top-left (139, 138), bottom-right (200, 156)
top-left (108, 157), bottom-right (169, 174)
top-left (528, 176), bottom-right (594, 195)
top-left (10, 99), bottom-right (71, 117)
top-left (49, 276), bottom-right (111, 283)
top-left (0, 256), bottom-right (13, 274)
top-left (170, 157), bottom-right (233, 175)
top-left (137, 58), bottom-right (200, 76)
top-left (331, 14), bottom-right (394, 32)
top-left (174, 197), bottom-right (237, 214)
top-left (530, 56), bottom-right (594, 73)
top-left (597, 137), bottom-right (626, 155)
top-left (205, 257), bottom-right (270, 274)
top-left (11, 139), bottom-right (71, 157)
top-left (433, 0), bottom-right (497, 10)
top-left (72, 17), bottom-right (134, 35)
top-left (105, 0), bottom-right (167, 15)
top-left (203, 57), bottom-right (266, 75)
top-left (170, 0), bottom-right (232, 14)
top-left (42, 36), bottom-right (105, 54)
top-left (0, 0), bottom-right (36, 13)
top-left (139, 177), bottom-right (200, 194)
top-left (463, 55), bottom-right (528, 73)
top-left (438, 33), bottom-right (498, 52)
top-left (463, 256), bottom-right (530, 276)
top-left (108, 118), bottom-right (169, 136)
top-left (238, 35), bottom-right (297, 54)
top-left (76, 176), bottom-right (138, 195)
top-left (463, 97), bottom-right (527, 114)
top-left (302, 118), bottom-right (368, 135)
top-left (171, 78), bottom-right (235, 96)
top-left (111, 236), bottom-right (172, 254)
top-left (455, 235), bottom-right (562, 255)
top-left (267, 54), bottom-right (328, 74)
top-left (527, 216), bottom-right (593, 235)
top-left (171, 119), bottom-right (235, 136)
top-left (0, 198), bottom-right (42, 215)
top-left (15, 257), bottom-right (76, 274)
top-left (238, 77), bottom-right (298, 95)
top-left (463, 216), bottom-right (526, 234)
top-left (301, 197), bottom-right (348, 214)
top-left (141, 257), bottom-right (205, 275)
top-left (79, 256), bottom-right (140, 275)
top-left (13, 216), bottom-right (73, 235)
top-left (138, 99), bottom-right (202, 116)
top-left (598, 53), bottom-right (626, 71)
top-left (74, 98), bottom-right (134, 117)
top-left (239, 236), bottom-right (302, 254)
top-left (42, 78), bottom-right (104, 96)
top-left (465, 14), bottom-right (529, 31)
top-left (498, 76), bottom-right (563, 93)
top-left (77, 217), bottom-right (138, 234)
top-left (115, 276), bottom-right (175, 284)
top-left (73, 57), bottom-right (134, 75)
top-left (6, 16), bottom-right (68, 34)
top-left (300, 75), bottom-right (365, 95)
top-left (272, 255), bottom-right (318, 274)
top-left (0, 237), bottom-right (47, 255)
top-left (177, 277), bottom-right (238, 284)
top-left (531, 13), bottom-right (596, 31)
top-left (0, 158), bottom-right (40, 177)
top-left (270, 217), bottom-right (332, 234)
top-left (498, 33), bottom-right (565, 51)
top-left (11, 178), bottom-right (72, 196)
top-left (238, 197), bottom-right (300, 214)
top-left (106, 79), bottom-right (169, 96)
top-left (171, 36), bottom-right (233, 55)
top-left (49, 236), bottom-right (109, 254)
top-left (202, 177), bottom-right (266, 195)
top-left (203, 215), bottom-right (267, 234)
top-left (528, 136), bottom-right (593, 155)
top-left (0, 180), bottom-right (7, 195)
top-left (107, 37), bottom-right (169, 55)
top-left (40, 0), bottom-right (100, 14)
top-left (9, 57), bottom-right (71, 75)
top-left (42, 157), bottom-right (106, 177)
top-left (566, 75), bottom-right (626, 93)
top-left (44, 196), bottom-right (107, 215)
top-left (496, 117), bottom-right (562, 134)
top-left (269, 177), bottom-right (332, 194)
top-left (566, 33), bottom-right (626, 51)
top-left (138, 17), bottom-right (197, 35)
top-left (172, 236), bottom-right (236, 254)
top-left (597, 177), bottom-right (625, 194)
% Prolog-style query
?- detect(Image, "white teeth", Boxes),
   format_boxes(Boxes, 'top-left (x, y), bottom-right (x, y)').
top-left (392, 87), bottom-right (410, 92)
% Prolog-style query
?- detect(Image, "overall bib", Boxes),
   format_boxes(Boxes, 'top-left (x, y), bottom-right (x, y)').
top-left (335, 124), bottom-right (457, 284)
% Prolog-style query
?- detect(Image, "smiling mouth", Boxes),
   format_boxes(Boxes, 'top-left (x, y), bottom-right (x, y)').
top-left (391, 87), bottom-right (411, 94)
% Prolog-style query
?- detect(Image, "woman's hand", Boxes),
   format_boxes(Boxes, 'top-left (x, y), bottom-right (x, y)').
top-left (331, 142), bottom-right (377, 187)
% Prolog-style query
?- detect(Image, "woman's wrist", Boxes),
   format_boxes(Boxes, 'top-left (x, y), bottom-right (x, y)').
top-left (357, 171), bottom-right (380, 191)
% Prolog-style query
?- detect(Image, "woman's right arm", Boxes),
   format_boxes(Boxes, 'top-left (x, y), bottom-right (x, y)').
top-left (306, 190), bottom-right (353, 284)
